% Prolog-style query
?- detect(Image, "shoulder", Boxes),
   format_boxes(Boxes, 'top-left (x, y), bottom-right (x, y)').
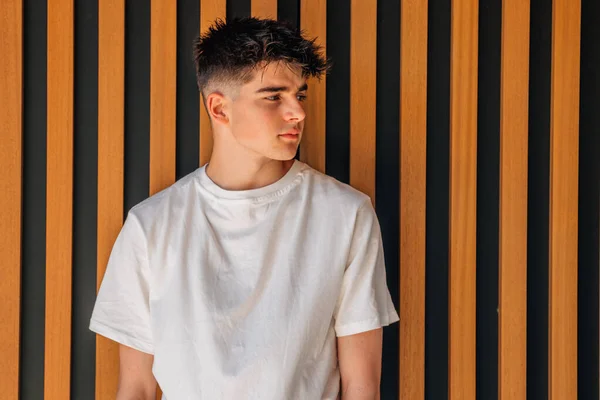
top-left (127, 169), bottom-right (201, 230)
top-left (298, 162), bottom-right (373, 213)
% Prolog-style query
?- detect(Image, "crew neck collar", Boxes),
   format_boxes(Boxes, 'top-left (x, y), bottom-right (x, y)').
top-left (197, 160), bottom-right (305, 202)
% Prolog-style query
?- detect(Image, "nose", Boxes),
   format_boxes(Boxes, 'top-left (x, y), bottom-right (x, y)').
top-left (283, 98), bottom-right (306, 123)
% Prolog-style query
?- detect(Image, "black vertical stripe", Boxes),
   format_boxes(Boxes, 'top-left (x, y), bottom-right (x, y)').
top-left (20, 1), bottom-right (47, 399)
top-left (278, 0), bottom-right (298, 29)
top-left (124, 2), bottom-right (151, 216)
top-left (476, 1), bottom-right (501, 399)
top-left (71, 0), bottom-right (98, 399)
top-left (325, 0), bottom-right (350, 183)
top-left (527, 0), bottom-right (552, 398)
top-left (578, 0), bottom-right (600, 397)
top-left (227, 0), bottom-right (251, 20)
top-left (425, 0), bottom-right (450, 397)
top-left (176, 0), bottom-right (200, 180)
top-left (375, 0), bottom-right (400, 398)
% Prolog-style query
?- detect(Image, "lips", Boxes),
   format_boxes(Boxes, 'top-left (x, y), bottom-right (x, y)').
top-left (279, 129), bottom-right (300, 140)
top-left (280, 129), bottom-right (300, 136)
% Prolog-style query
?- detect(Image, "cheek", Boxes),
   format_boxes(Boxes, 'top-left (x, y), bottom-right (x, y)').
top-left (255, 103), bottom-right (280, 119)
top-left (232, 106), bottom-right (278, 141)
top-left (244, 105), bottom-right (281, 129)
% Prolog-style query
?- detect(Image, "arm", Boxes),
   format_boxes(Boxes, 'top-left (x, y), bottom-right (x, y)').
top-left (337, 328), bottom-right (383, 400)
top-left (116, 344), bottom-right (157, 400)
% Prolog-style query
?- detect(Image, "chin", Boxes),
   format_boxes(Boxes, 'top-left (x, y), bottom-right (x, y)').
top-left (269, 154), bottom-right (297, 162)
top-left (266, 149), bottom-right (298, 161)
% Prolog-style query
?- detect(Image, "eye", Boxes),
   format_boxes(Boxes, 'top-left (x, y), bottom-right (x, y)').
top-left (297, 94), bottom-right (307, 102)
top-left (265, 95), bottom-right (281, 101)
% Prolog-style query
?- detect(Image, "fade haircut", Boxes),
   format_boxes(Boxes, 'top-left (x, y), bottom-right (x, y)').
top-left (193, 17), bottom-right (331, 101)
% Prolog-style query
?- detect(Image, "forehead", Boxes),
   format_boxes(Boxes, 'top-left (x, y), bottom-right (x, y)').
top-left (245, 62), bottom-right (306, 88)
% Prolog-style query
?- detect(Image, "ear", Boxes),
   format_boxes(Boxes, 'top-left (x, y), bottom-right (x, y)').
top-left (205, 92), bottom-right (229, 125)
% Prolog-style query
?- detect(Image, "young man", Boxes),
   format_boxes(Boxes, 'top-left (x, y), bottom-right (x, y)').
top-left (90, 17), bottom-right (399, 400)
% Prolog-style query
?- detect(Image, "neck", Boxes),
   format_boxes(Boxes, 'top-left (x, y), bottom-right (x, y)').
top-left (205, 154), bottom-right (295, 192)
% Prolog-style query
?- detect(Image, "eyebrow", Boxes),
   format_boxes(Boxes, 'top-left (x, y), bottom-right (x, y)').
top-left (255, 83), bottom-right (309, 94)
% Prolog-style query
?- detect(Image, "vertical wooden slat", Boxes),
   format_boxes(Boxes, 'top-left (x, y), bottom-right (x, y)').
top-left (448, 1), bottom-right (478, 399)
top-left (45, 0), bottom-right (74, 398)
top-left (498, 1), bottom-right (530, 399)
top-left (399, 0), bottom-right (427, 398)
top-left (199, 0), bottom-right (226, 166)
top-left (151, 1), bottom-right (177, 397)
top-left (300, 0), bottom-right (327, 173)
top-left (350, 0), bottom-right (377, 202)
top-left (150, 0), bottom-right (177, 196)
top-left (96, 0), bottom-right (125, 399)
top-left (0, 1), bottom-right (22, 398)
top-left (548, 0), bottom-right (581, 398)
top-left (251, 0), bottom-right (277, 19)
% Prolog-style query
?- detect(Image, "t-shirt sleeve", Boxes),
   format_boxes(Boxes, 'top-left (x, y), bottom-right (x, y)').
top-left (333, 199), bottom-right (400, 337)
top-left (89, 211), bottom-right (154, 354)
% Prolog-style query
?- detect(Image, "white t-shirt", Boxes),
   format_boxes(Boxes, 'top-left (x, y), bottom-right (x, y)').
top-left (90, 159), bottom-right (399, 400)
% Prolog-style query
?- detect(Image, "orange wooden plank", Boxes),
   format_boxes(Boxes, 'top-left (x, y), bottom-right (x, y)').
top-left (0, 1), bottom-right (22, 398)
top-left (251, 0), bottom-right (277, 19)
top-left (349, 0), bottom-right (377, 202)
top-left (399, 0), bottom-right (427, 398)
top-left (498, 1), bottom-right (530, 399)
top-left (150, 0), bottom-right (177, 196)
top-left (299, 0), bottom-right (327, 173)
top-left (548, 0), bottom-right (581, 398)
top-left (45, 0), bottom-right (74, 398)
top-left (151, 1), bottom-right (177, 397)
top-left (448, 0), bottom-right (478, 399)
top-left (199, 0), bottom-right (226, 166)
top-left (96, 1), bottom-right (125, 399)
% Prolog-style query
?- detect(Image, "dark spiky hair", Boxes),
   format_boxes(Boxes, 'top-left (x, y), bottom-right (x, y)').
top-left (193, 17), bottom-right (331, 97)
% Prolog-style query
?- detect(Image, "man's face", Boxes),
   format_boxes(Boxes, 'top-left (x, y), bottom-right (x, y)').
top-left (227, 62), bottom-right (307, 161)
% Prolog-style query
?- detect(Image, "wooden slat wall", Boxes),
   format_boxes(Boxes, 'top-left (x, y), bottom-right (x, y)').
top-left (350, 0), bottom-right (378, 203)
top-left (150, 1), bottom-right (177, 398)
top-left (498, 1), bottom-right (530, 399)
top-left (0, 1), bottom-right (22, 399)
top-left (96, 0), bottom-right (125, 399)
top-left (300, 0), bottom-right (327, 173)
top-left (251, 0), bottom-right (277, 19)
top-left (549, 0), bottom-right (581, 398)
top-left (2, 1), bottom-right (594, 399)
top-left (199, 0), bottom-right (226, 166)
top-left (399, 0), bottom-right (427, 398)
top-left (448, 0), bottom-right (478, 399)
top-left (45, 0), bottom-right (74, 398)
top-left (150, 0), bottom-right (177, 196)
